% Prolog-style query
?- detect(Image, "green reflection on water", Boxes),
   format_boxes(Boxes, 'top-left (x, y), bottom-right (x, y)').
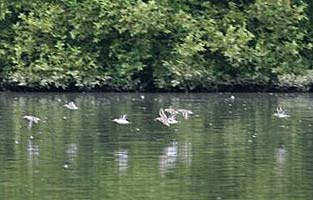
top-left (0, 92), bottom-right (313, 200)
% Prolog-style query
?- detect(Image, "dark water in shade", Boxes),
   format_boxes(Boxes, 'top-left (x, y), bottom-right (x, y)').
top-left (1, 92), bottom-right (313, 200)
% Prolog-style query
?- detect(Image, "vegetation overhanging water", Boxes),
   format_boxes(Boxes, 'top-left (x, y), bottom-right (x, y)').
top-left (1, 1), bottom-right (313, 92)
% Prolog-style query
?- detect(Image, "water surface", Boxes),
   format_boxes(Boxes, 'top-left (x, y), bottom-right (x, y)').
top-left (0, 92), bottom-right (313, 200)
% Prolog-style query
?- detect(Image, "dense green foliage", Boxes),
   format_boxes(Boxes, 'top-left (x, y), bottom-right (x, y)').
top-left (0, 0), bottom-right (312, 91)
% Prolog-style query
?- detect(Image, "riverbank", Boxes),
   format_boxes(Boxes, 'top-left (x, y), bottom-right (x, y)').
top-left (1, 75), bottom-right (312, 93)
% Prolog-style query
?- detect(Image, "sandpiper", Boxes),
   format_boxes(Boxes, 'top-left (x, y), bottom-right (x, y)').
top-left (167, 115), bottom-right (178, 124)
top-left (64, 102), bottom-right (79, 110)
top-left (113, 115), bottom-right (131, 125)
top-left (273, 105), bottom-right (290, 118)
top-left (155, 108), bottom-right (170, 126)
top-left (164, 106), bottom-right (179, 116)
top-left (155, 108), bottom-right (179, 126)
top-left (23, 115), bottom-right (40, 128)
top-left (177, 109), bottom-right (193, 120)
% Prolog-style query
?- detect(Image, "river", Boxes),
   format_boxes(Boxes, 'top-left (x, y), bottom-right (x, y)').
top-left (0, 92), bottom-right (313, 200)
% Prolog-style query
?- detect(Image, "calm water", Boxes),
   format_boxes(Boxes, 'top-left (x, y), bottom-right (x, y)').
top-left (1, 92), bottom-right (313, 200)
